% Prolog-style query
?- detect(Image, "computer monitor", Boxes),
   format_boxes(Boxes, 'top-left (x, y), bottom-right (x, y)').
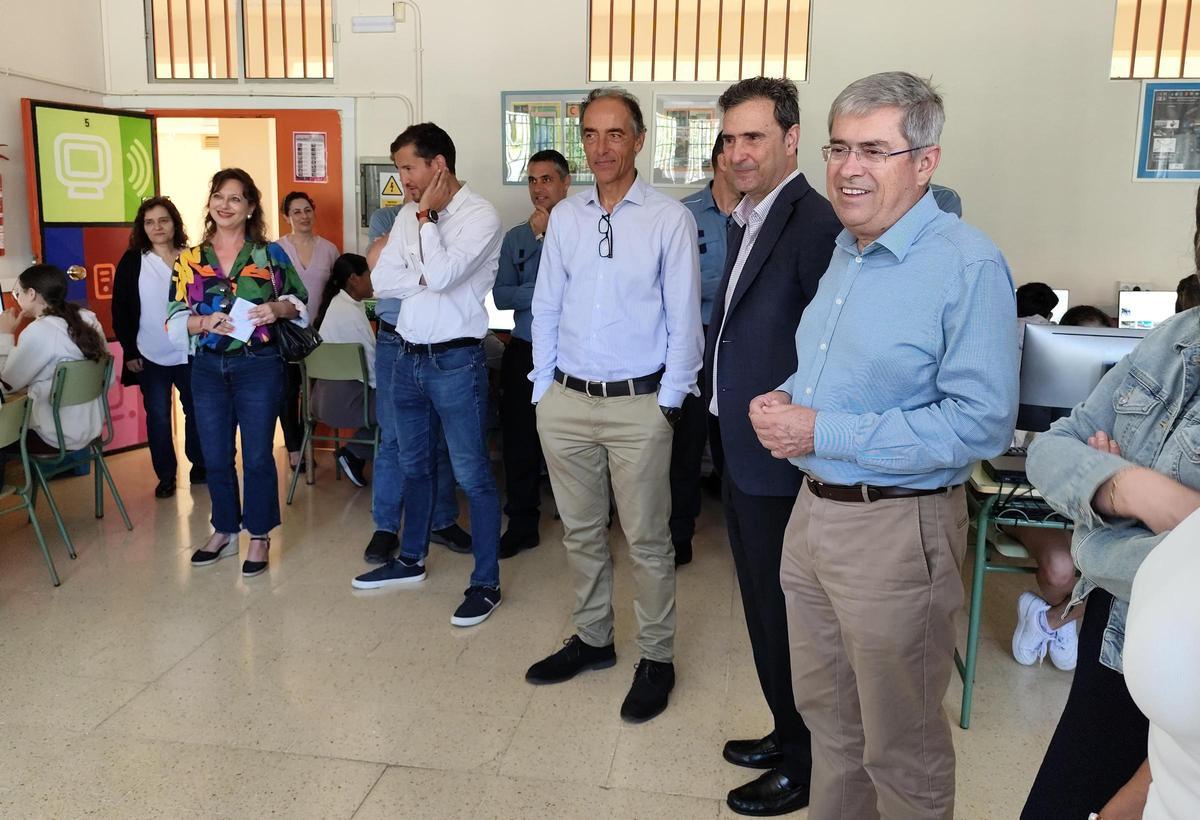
top-left (1118, 290), bottom-right (1176, 329)
top-left (485, 293), bottom-right (516, 332)
top-left (1017, 323), bottom-right (1148, 431)
top-left (1050, 289), bottom-right (1069, 323)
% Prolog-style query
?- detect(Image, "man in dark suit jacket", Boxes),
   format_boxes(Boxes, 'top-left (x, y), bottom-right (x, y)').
top-left (706, 77), bottom-right (841, 817)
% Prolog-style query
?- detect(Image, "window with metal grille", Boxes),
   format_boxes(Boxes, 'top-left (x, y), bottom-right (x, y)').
top-left (1112, 0), bottom-right (1200, 79)
top-left (588, 0), bottom-right (811, 83)
top-left (148, 0), bottom-right (333, 81)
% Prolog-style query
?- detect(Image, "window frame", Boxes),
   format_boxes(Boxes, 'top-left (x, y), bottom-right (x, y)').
top-left (144, 0), bottom-right (336, 84)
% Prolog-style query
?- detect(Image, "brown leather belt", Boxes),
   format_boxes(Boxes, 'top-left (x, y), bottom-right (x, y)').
top-left (805, 476), bottom-right (952, 503)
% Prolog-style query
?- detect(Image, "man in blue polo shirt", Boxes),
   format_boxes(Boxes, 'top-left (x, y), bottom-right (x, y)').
top-left (671, 133), bottom-right (739, 565)
top-left (494, 149), bottom-right (572, 559)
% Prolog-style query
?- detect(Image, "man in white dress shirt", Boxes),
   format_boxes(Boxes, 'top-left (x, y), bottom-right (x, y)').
top-left (350, 123), bottom-right (504, 629)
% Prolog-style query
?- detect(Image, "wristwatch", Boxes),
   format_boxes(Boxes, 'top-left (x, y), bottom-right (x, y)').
top-left (416, 208), bottom-right (439, 224)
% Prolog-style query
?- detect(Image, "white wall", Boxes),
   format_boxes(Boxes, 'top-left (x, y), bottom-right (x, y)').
top-left (0, 0), bottom-right (107, 282)
top-left (156, 118), bottom-right (221, 243)
top-left (16, 0), bottom-right (1200, 310)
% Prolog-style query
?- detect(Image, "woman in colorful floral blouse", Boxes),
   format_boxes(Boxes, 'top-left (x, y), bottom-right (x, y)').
top-left (166, 168), bottom-right (309, 577)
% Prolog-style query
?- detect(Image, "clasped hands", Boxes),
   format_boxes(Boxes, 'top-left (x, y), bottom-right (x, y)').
top-left (201, 302), bottom-right (290, 336)
top-left (748, 390), bottom-right (816, 459)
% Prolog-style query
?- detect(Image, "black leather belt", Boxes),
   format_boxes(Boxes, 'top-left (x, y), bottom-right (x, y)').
top-left (377, 318), bottom-right (398, 335)
top-left (805, 475), bottom-right (953, 503)
top-left (554, 367), bottom-right (662, 398)
top-left (401, 336), bottom-right (481, 355)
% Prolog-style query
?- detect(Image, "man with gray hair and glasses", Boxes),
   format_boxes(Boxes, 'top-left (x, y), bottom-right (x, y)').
top-left (749, 72), bottom-right (1018, 818)
top-left (525, 87), bottom-right (703, 723)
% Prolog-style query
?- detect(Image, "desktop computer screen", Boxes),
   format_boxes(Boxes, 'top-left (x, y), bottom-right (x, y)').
top-left (1118, 290), bottom-right (1176, 329)
top-left (1050, 289), bottom-right (1069, 324)
top-left (485, 293), bottom-right (516, 332)
top-left (1017, 324), bottom-right (1148, 431)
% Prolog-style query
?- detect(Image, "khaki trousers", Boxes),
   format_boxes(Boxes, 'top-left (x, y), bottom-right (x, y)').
top-left (536, 381), bottom-right (676, 662)
top-left (780, 481), bottom-right (968, 820)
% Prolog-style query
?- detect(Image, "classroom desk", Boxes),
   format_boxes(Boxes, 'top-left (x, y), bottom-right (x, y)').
top-left (955, 462), bottom-right (1073, 729)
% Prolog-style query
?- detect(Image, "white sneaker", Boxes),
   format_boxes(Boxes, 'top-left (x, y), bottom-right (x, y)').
top-left (1012, 591), bottom-right (1052, 666)
top-left (1048, 620), bottom-right (1078, 671)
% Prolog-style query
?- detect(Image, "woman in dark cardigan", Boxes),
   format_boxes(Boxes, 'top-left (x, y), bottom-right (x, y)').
top-left (112, 196), bottom-right (205, 499)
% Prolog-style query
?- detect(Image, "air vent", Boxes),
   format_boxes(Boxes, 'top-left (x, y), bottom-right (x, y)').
top-left (202, 135), bottom-right (220, 150)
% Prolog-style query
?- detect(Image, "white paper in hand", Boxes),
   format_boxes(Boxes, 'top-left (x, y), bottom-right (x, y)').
top-left (225, 298), bottom-right (258, 343)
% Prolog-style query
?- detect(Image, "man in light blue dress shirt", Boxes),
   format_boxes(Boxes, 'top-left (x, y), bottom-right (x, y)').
top-left (524, 88), bottom-right (703, 724)
top-left (750, 72), bottom-right (1018, 819)
top-left (670, 133), bottom-right (738, 565)
top-left (493, 149), bottom-right (572, 558)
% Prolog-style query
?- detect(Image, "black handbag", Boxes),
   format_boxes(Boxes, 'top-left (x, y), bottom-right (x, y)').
top-left (269, 270), bottom-right (322, 363)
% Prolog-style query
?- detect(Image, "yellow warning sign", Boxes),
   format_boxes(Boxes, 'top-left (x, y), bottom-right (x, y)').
top-left (379, 171), bottom-right (404, 209)
top-left (381, 176), bottom-right (402, 196)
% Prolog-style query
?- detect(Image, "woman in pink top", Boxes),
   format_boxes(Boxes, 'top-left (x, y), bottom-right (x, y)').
top-left (275, 191), bottom-right (339, 470)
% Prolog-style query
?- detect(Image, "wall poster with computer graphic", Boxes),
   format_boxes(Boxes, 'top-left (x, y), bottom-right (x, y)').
top-left (501, 91), bottom-right (594, 186)
top-left (652, 94), bottom-right (720, 187)
top-left (1136, 82), bottom-right (1200, 180)
top-left (21, 99), bottom-right (159, 452)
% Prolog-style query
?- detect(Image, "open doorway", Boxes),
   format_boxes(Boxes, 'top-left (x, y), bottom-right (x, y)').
top-left (156, 117), bottom-right (279, 242)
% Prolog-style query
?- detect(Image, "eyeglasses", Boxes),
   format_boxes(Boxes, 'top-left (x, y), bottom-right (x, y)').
top-left (820, 144), bottom-right (931, 165)
top-left (598, 213), bottom-right (613, 259)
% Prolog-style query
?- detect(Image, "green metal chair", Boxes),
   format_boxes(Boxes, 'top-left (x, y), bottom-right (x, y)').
top-left (29, 356), bottom-right (133, 560)
top-left (0, 396), bottom-right (60, 585)
top-left (286, 343), bottom-right (379, 504)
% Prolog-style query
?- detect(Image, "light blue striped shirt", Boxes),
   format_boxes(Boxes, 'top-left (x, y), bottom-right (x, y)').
top-left (780, 189), bottom-right (1019, 488)
top-left (530, 175), bottom-right (703, 408)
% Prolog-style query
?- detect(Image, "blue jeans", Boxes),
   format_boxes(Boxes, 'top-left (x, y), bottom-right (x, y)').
top-left (191, 345), bottom-right (285, 535)
top-left (373, 329), bottom-right (460, 533)
top-left (394, 342), bottom-right (499, 589)
top-left (138, 359), bottom-right (204, 482)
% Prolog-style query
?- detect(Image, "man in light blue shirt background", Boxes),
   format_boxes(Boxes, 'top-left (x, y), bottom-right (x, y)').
top-left (526, 88), bottom-right (702, 724)
top-left (670, 133), bottom-right (739, 566)
top-left (750, 72), bottom-right (1017, 819)
top-left (493, 149), bottom-right (572, 558)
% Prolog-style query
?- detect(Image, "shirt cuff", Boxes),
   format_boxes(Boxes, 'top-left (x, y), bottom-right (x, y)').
top-left (166, 312), bottom-right (192, 354)
top-left (531, 378), bottom-right (551, 404)
top-left (279, 294), bottom-right (309, 328)
top-left (813, 410), bottom-right (859, 461)
top-left (656, 387), bottom-right (686, 409)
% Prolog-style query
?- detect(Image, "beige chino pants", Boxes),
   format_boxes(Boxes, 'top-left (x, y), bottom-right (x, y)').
top-left (780, 481), bottom-right (968, 820)
top-left (536, 381), bottom-right (676, 662)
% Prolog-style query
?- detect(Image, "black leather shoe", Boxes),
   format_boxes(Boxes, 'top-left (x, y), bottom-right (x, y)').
top-left (619, 659), bottom-right (675, 722)
top-left (364, 530), bottom-right (398, 564)
top-left (189, 466), bottom-right (207, 485)
top-left (430, 523), bottom-right (472, 554)
top-left (154, 479), bottom-right (176, 499)
top-left (723, 733), bottom-right (785, 770)
top-left (726, 769), bottom-right (810, 817)
top-left (526, 635), bottom-right (616, 684)
top-left (673, 539), bottom-right (692, 567)
top-left (499, 529), bottom-right (539, 559)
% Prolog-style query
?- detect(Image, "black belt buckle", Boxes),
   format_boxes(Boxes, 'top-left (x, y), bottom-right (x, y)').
top-left (584, 379), bottom-right (607, 398)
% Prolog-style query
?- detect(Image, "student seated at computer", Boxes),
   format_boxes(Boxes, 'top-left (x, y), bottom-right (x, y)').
top-left (1059, 305), bottom-right (1112, 328)
top-left (1008, 281), bottom-right (1081, 671)
top-left (1016, 282), bottom-right (1059, 351)
top-left (1176, 273), bottom-right (1200, 313)
top-left (0, 264), bottom-right (109, 463)
top-left (310, 253), bottom-right (376, 487)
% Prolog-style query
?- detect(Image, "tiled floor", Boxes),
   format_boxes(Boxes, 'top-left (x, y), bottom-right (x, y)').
top-left (0, 446), bottom-right (1071, 818)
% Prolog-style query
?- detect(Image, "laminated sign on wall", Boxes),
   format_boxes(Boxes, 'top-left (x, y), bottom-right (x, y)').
top-left (294, 131), bottom-right (328, 183)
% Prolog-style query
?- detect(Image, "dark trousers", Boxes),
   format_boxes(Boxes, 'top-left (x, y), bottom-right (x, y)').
top-left (1022, 588), bottom-right (1149, 818)
top-left (668, 390), bottom-right (706, 545)
top-left (394, 342), bottom-right (500, 589)
top-left (720, 427), bottom-right (811, 781)
top-left (138, 359), bottom-right (204, 482)
top-left (279, 361), bottom-right (304, 453)
top-left (499, 338), bottom-right (542, 537)
top-left (192, 345), bottom-right (285, 536)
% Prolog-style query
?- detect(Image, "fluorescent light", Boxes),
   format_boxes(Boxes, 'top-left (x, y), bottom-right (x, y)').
top-left (351, 16), bottom-right (396, 34)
